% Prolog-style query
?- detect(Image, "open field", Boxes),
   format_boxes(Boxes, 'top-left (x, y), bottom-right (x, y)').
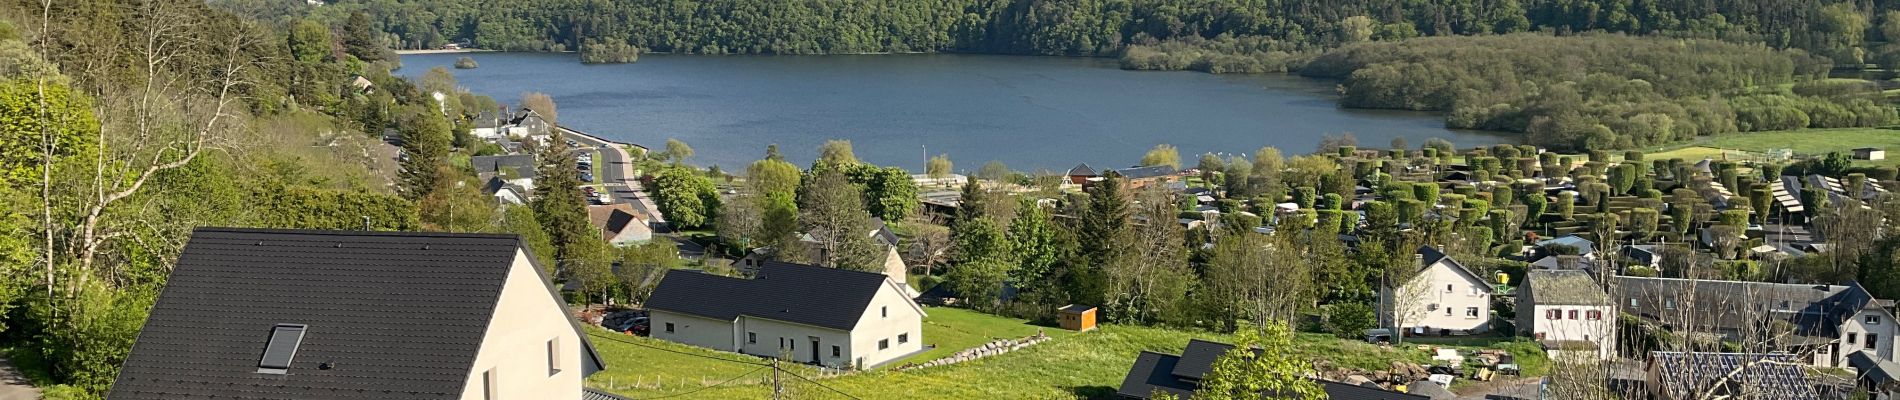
top-left (1640, 127), bottom-right (1900, 167)
top-left (587, 308), bottom-right (1545, 399)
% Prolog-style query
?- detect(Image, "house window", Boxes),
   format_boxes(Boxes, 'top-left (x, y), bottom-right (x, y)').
top-left (664, 323), bottom-right (675, 333)
top-left (1630, 298), bottom-right (1637, 307)
top-left (483, 368), bottom-right (498, 400)
top-left (1465, 307), bottom-right (1479, 319)
top-left (879, 339), bottom-right (889, 350)
top-left (882, 306), bottom-right (888, 318)
top-left (1780, 301), bottom-right (1791, 310)
top-left (1664, 300), bottom-right (1675, 309)
top-left (1821, 346), bottom-right (1831, 354)
top-left (748, 332), bottom-right (757, 344)
top-left (1445, 284), bottom-right (1454, 293)
top-left (899, 333), bottom-right (909, 344)
top-left (1850, 333), bottom-right (1859, 345)
top-left (1587, 310), bottom-right (1602, 320)
top-left (547, 338), bottom-right (563, 376)
top-left (1445, 307), bottom-right (1453, 316)
top-left (1469, 286), bottom-right (1481, 296)
top-left (1568, 310), bottom-right (1579, 320)
top-left (1546, 309), bottom-right (1559, 320)
top-left (1870, 315), bottom-right (1882, 325)
top-left (832, 346), bottom-right (841, 357)
top-left (1871, 334), bottom-right (1880, 348)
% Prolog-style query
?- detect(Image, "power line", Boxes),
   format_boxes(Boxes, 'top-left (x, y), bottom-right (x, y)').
top-left (592, 331), bottom-right (771, 365)
top-left (628, 364), bottom-right (772, 400)
top-left (781, 368), bottom-right (864, 400)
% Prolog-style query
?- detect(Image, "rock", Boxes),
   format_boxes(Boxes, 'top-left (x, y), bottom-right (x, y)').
top-left (1345, 375), bottom-right (1373, 385)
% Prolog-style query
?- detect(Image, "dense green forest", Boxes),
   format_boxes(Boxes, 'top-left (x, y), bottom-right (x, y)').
top-left (203, 0), bottom-right (1900, 151)
top-left (1299, 34), bottom-right (1898, 150)
top-left (222, 0), bottom-right (1900, 61)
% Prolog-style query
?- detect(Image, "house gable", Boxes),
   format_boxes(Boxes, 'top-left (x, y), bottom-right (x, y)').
top-left (460, 249), bottom-right (607, 399)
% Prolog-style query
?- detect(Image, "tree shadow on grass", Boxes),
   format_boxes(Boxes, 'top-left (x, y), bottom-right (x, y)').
top-left (1065, 385), bottom-right (1118, 399)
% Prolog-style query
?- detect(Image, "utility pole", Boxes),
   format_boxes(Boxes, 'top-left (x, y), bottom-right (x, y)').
top-left (771, 358), bottom-right (782, 400)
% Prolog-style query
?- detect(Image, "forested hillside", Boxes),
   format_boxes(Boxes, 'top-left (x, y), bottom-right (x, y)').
top-left (0, 1), bottom-right (592, 398)
top-left (228, 0), bottom-right (1894, 61)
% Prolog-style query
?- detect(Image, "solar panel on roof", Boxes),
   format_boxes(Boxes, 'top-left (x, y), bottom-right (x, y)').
top-left (258, 324), bottom-right (307, 373)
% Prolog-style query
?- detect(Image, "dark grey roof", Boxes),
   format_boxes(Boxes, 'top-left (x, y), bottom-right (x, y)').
top-left (1068, 163), bottom-right (1097, 177)
top-left (1536, 235), bottom-right (1595, 256)
top-left (1528, 255), bottom-right (1595, 272)
top-left (1616, 277), bottom-right (1880, 340)
top-left (1526, 270), bottom-right (1610, 306)
top-left (472, 154), bottom-right (535, 174)
top-left (870, 219), bottom-right (900, 247)
top-left (1850, 350), bottom-right (1900, 384)
top-left (111, 228), bottom-right (605, 400)
top-left (1171, 339), bottom-right (1231, 380)
top-left (645, 262), bottom-right (894, 331)
top-left (1111, 165), bottom-right (1178, 180)
top-left (1649, 352), bottom-right (1816, 400)
top-left (1058, 304), bottom-right (1095, 313)
top-left (582, 388), bottom-right (631, 400)
top-left (1116, 341), bottom-right (1426, 400)
top-left (1416, 246), bottom-right (1492, 292)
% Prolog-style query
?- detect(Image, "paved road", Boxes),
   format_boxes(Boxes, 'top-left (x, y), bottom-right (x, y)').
top-left (558, 126), bottom-right (663, 225)
top-left (557, 127), bottom-right (705, 257)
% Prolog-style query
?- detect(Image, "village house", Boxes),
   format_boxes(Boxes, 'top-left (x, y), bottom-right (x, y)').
top-left (737, 219), bottom-right (912, 294)
top-left (587, 203), bottom-right (653, 246)
top-left (506, 108), bottom-right (554, 139)
top-left (109, 228), bottom-right (612, 400)
top-left (1116, 339), bottom-right (1425, 399)
top-left (1617, 277), bottom-right (1900, 368)
top-left (1517, 270), bottom-right (1616, 359)
top-left (1104, 165), bottom-right (1179, 189)
top-left (645, 261), bottom-right (926, 369)
top-left (1647, 352), bottom-right (1819, 400)
top-left (1065, 163), bottom-right (1099, 185)
top-left (1381, 246), bottom-right (1495, 336)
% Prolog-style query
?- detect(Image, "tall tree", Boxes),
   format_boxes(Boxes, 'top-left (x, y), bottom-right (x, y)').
top-left (398, 103), bottom-right (451, 199)
top-left (518, 92), bottom-right (558, 124)
top-left (1141, 144), bottom-right (1182, 169)
top-left (663, 138), bottom-right (694, 165)
top-left (340, 11), bottom-right (385, 61)
top-left (927, 154), bottom-right (953, 179)
top-left (798, 168), bottom-right (879, 271)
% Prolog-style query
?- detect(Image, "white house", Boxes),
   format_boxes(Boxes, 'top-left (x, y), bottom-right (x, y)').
top-left (1518, 270), bottom-right (1616, 359)
top-left (645, 261), bottom-right (926, 369)
top-left (1381, 246), bottom-right (1494, 336)
top-left (110, 228), bottom-right (615, 400)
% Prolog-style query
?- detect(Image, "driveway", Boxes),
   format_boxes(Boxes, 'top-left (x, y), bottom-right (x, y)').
top-left (0, 358), bottom-right (39, 400)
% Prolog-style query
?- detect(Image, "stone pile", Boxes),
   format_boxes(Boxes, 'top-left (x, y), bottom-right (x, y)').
top-left (895, 331), bottom-right (1051, 371)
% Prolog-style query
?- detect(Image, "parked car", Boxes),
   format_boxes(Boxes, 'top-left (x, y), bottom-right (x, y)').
top-left (594, 192), bottom-right (611, 204)
top-left (580, 172), bottom-right (594, 182)
top-left (565, 139), bottom-right (580, 147)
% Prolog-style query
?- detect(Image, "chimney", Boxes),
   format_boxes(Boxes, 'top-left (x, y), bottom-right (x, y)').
top-left (1415, 253), bottom-right (1425, 268)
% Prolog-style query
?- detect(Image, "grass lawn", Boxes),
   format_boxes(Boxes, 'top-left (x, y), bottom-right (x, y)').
top-left (899, 307), bottom-right (1076, 367)
top-left (1640, 127), bottom-right (1900, 167)
top-left (587, 308), bottom-right (1548, 399)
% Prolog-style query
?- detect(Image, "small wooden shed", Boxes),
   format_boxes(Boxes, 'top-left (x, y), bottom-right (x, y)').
top-left (1854, 147), bottom-right (1886, 161)
top-left (1057, 304), bottom-right (1097, 331)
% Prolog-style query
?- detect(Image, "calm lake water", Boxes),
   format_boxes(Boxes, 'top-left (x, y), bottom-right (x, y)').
top-left (398, 52), bottom-right (1510, 172)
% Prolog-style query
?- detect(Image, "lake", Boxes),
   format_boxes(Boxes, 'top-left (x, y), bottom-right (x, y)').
top-left (397, 52), bottom-right (1511, 172)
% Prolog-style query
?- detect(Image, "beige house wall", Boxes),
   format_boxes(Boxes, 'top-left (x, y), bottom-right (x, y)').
top-left (736, 317), bottom-right (855, 367)
top-left (458, 250), bottom-right (586, 400)
top-left (849, 280), bottom-right (926, 368)
top-left (649, 310), bottom-right (737, 351)
top-left (1527, 304), bottom-right (1616, 359)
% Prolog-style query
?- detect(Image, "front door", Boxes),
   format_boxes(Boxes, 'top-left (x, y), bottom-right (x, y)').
top-left (809, 337), bottom-right (820, 363)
